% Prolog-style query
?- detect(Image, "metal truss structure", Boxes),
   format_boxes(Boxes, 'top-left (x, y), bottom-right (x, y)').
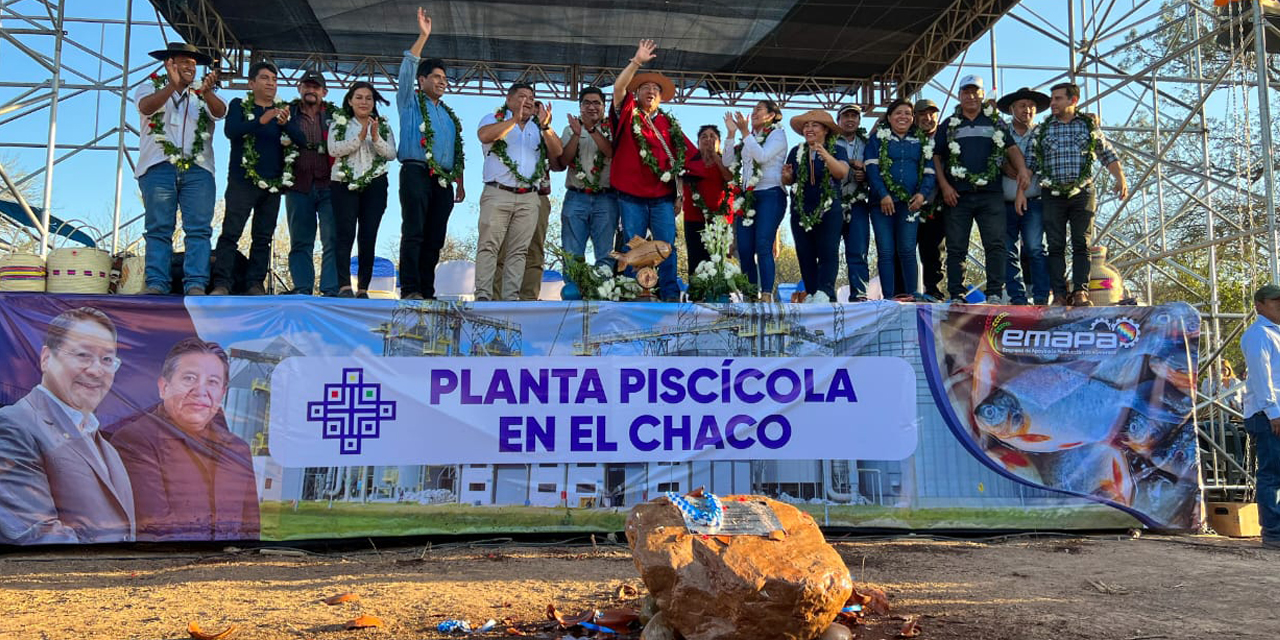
top-left (3, 0), bottom-right (1278, 510)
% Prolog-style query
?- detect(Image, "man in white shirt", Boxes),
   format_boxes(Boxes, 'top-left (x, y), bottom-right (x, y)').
top-left (135, 42), bottom-right (227, 296)
top-left (0, 307), bottom-right (135, 544)
top-left (1243, 283), bottom-right (1280, 549)
top-left (474, 83), bottom-right (563, 301)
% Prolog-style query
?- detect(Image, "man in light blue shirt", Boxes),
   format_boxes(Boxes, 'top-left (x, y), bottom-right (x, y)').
top-left (396, 8), bottom-right (465, 300)
top-left (1243, 283), bottom-right (1280, 549)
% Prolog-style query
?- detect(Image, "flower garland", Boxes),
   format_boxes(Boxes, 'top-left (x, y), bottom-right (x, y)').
top-left (417, 91), bottom-right (466, 188)
top-left (145, 72), bottom-right (213, 171)
top-left (728, 123), bottom-right (778, 227)
top-left (332, 113), bottom-right (392, 191)
top-left (791, 139), bottom-right (839, 232)
top-left (665, 491), bottom-right (724, 528)
top-left (631, 107), bottom-right (687, 183)
top-left (487, 104), bottom-right (548, 186)
top-left (1034, 112), bottom-right (1100, 197)
top-left (840, 128), bottom-right (871, 219)
top-left (874, 125), bottom-right (936, 222)
top-left (569, 124), bottom-right (611, 193)
top-left (240, 93), bottom-right (299, 193)
top-left (281, 99), bottom-right (338, 155)
top-left (944, 103), bottom-right (1006, 187)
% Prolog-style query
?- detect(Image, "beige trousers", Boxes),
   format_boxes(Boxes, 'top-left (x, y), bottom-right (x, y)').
top-left (475, 185), bottom-right (539, 301)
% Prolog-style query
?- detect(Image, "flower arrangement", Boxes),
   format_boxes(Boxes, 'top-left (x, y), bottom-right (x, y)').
top-left (488, 104), bottom-right (547, 186)
top-left (631, 107), bottom-right (686, 183)
top-left (687, 216), bottom-right (756, 302)
top-left (874, 124), bottom-right (936, 222)
top-left (333, 115), bottom-right (392, 191)
top-left (791, 138), bottom-right (839, 232)
top-left (552, 246), bottom-right (642, 301)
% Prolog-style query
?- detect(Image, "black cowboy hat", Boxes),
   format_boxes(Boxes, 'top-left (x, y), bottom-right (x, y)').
top-left (996, 87), bottom-right (1050, 114)
top-left (148, 42), bottom-right (213, 66)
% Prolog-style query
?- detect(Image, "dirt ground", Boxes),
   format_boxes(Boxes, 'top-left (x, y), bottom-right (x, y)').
top-left (2, 533), bottom-right (1278, 640)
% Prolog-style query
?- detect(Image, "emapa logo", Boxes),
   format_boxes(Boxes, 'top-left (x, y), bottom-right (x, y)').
top-left (989, 314), bottom-right (1142, 355)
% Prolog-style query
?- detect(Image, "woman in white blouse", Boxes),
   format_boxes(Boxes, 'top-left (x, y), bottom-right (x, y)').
top-left (328, 81), bottom-right (397, 298)
top-left (724, 100), bottom-right (787, 302)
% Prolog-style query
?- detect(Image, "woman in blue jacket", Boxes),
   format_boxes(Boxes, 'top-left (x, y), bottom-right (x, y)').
top-left (782, 110), bottom-right (849, 303)
top-left (864, 98), bottom-right (937, 300)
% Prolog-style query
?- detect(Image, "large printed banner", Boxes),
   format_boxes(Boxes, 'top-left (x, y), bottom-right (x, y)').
top-left (0, 294), bottom-right (1201, 545)
top-left (269, 356), bottom-right (917, 466)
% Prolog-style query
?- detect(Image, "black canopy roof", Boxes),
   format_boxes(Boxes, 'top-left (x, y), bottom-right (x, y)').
top-left (154, 0), bottom-right (1018, 103)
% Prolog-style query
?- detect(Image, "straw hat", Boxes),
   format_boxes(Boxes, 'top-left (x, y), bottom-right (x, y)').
top-left (627, 72), bottom-right (676, 102)
top-left (789, 109), bottom-right (839, 136)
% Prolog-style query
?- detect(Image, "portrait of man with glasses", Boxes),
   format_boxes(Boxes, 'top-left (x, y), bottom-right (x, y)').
top-left (0, 306), bottom-right (136, 545)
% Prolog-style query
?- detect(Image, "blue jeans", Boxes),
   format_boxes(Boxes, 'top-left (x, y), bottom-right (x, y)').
top-left (1005, 198), bottom-right (1049, 303)
top-left (138, 163), bottom-right (215, 291)
top-left (1247, 412), bottom-right (1280, 543)
top-left (561, 190), bottom-right (619, 267)
top-left (617, 192), bottom-right (679, 300)
top-left (870, 202), bottom-right (921, 298)
top-left (842, 203), bottom-right (871, 299)
top-left (791, 205), bottom-right (842, 300)
top-left (285, 187), bottom-right (337, 295)
top-left (735, 187), bottom-right (786, 295)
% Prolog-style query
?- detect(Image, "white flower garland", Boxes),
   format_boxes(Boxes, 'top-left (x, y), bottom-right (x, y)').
top-left (239, 93), bottom-right (299, 193)
top-left (729, 123), bottom-right (777, 227)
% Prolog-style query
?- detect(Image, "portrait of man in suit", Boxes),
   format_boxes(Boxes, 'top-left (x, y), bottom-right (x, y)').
top-left (109, 338), bottom-right (259, 541)
top-left (0, 306), bottom-right (136, 544)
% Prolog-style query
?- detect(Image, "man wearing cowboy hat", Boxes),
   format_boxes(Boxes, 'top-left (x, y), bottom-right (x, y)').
top-left (932, 75), bottom-right (1031, 304)
top-left (996, 87), bottom-right (1051, 305)
top-left (136, 42), bottom-right (226, 297)
top-left (913, 99), bottom-right (948, 301)
top-left (610, 39), bottom-right (697, 301)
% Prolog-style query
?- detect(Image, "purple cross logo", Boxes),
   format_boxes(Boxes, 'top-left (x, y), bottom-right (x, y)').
top-left (307, 367), bottom-right (397, 455)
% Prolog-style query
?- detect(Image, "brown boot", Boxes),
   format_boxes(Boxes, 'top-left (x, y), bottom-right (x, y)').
top-left (1070, 290), bottom-right (1093, 307)
top-left (759, 292), bottom-right (774, 303)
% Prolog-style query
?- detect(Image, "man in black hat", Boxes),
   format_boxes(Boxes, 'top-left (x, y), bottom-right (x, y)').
top-left (913, 99), bottom-right (947, 301)
top-left (996, 87), bottom-right (1051, 305)
top-left (136, 43), bottom-right (226, 296)
top-left (282, 71), bottom-right (337, 296)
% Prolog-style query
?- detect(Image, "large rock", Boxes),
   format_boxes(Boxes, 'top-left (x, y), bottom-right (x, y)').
top-left (626, 495), bottom-right (852, 640)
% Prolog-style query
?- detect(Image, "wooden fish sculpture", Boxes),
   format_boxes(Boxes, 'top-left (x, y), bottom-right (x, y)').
top-left (610, 236), bottom-right (671, 272)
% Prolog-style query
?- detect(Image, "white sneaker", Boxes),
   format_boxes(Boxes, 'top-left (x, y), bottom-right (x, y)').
top-left (808, 291), bottom-right (830, 304)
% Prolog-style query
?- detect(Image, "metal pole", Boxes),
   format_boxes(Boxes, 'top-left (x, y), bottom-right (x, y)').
top-left (989, 27), bottom-right (998, 94)
top-left (111, 0), bottom-right (133, 255)
top-left (1254, 0), bottom-right (1280, 281)
top-left (38, 0), bottom-right (66, 257)
top-left (1067, 1), bottom-right (1077, 82)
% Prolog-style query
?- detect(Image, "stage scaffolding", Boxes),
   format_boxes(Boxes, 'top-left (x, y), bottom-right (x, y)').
top-left (1, 0), bottom-right (1277, 507)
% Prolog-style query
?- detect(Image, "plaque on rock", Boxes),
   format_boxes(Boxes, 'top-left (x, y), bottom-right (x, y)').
top-left (667, 493), bottom-right (785, 537)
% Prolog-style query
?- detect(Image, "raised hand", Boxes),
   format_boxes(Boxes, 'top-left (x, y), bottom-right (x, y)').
top-left (633, 39), bottom-right (657, 66)
top-left (276, 104), bottom-right (291, 124)
top-left (371, 118), bottom-right (382, 141)
top-left (733, 112), bottom-right (750, 135)
top-left (200, 70), bottom-right (218, 94)
top-left (163, 57), bottom-right (180, 86)
top-left (358, 118), bottom-right (370, 140)
top-left (539, 102), bottom-right (554, 127)
top-left (417, 7), bottom-right (432, 38)
top-left (567, 114), bottom-right (582, 135)
top-left (722, 112), bottom-right (736, 135)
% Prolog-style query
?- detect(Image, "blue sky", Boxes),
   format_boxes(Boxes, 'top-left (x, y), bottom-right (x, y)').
top-left (1, 0), bottom-right (1194, 255)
